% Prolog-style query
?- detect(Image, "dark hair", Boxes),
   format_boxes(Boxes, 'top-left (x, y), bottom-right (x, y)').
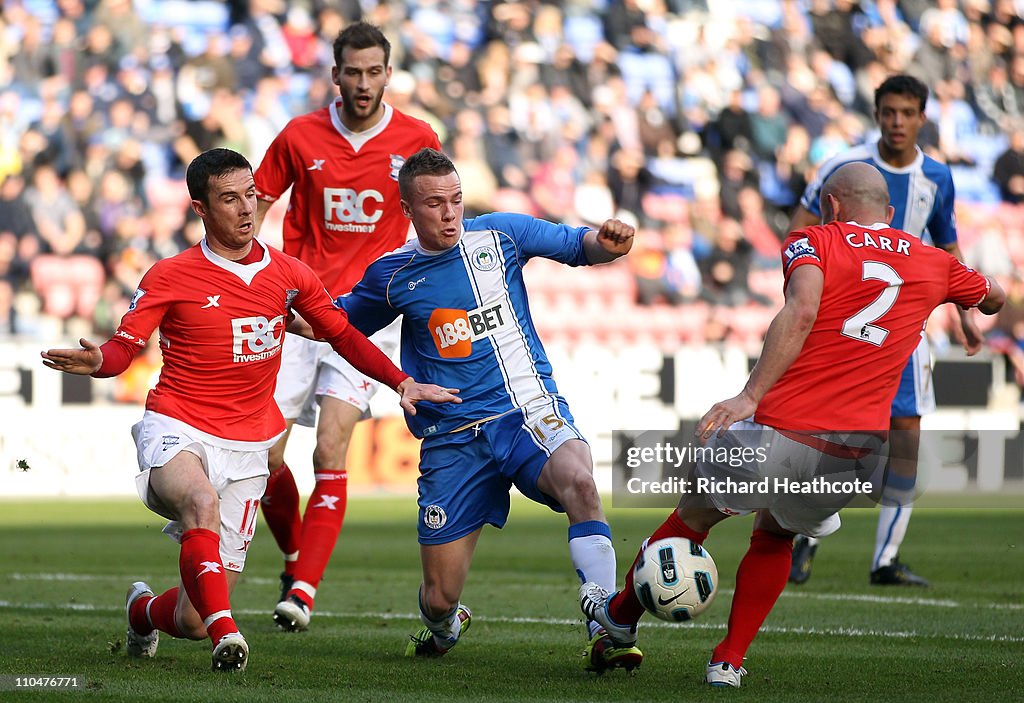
top-left (186, 148), bottom-right (252, 203)
top-left (874, 75), bottom-right (929, 113)
top-left (333, 22), bottom-right (390, 69)
top-left (398, 148), bottom-right (456, 201)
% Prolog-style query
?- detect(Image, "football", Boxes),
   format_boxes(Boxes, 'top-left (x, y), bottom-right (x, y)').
top-left (633, 537), bottom-right (719, 622)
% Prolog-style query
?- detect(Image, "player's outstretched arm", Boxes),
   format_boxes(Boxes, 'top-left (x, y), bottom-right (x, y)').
top-left (978, 276), bottom-right (1006, 316)
top-left (286, 312), bottom-right (316, 340)
top-left (787, 204), bottom-right (820, 233)
top-left (583, 218), bottom-right (635, 264)
top-left (396, 379), bottom-right (461, 416)
top-left (697, 265), bottom-right (823, 441)
top-left (942, 242), bottom-right (986, 355)
top-left (40, 338), bottom-right (103, 375)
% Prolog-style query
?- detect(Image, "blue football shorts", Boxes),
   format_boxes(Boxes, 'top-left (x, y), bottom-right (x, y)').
top-left (415, 396), bottom-right (586, 545)
top-left (891, 335), bottom-right (935, 418)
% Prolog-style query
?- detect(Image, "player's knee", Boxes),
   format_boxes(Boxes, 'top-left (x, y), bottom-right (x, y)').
top-left (175, 608), bottom-right (208, 640)
top-left (268, 445), bottom-right (287, 469)
top-left (562, 465), bottom-right (599, 504)
top-left (312, 435), bottom-right (350, 470)
top-left (183, 488), bottom-right (221, 531)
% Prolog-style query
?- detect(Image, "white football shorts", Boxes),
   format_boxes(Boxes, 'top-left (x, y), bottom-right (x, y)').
top-left (693, 419), bottom-right (885, 538)
top-left (274, 318), bottom-right (402, 427)
top-left (130, 411), bottom-right (270, 571)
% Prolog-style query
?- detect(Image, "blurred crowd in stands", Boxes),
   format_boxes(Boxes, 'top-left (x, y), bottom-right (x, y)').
top-left (3, 0), bottom-right (1024, 398)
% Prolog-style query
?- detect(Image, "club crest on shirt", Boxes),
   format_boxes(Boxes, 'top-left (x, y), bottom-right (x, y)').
top-left (284, 288), bottom-right (299, 311)
top-left (471, 246), bottom-right (498, 272)
top-left (423, 504), bottom-right (447, 530)
top-left (389, 154), bottom-right (405, 181)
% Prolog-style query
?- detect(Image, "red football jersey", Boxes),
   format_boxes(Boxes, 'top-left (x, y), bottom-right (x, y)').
top-left (111, 240), bottom-right (391, 445)
top-left (756, 221), bottom-right (990, 432)
top-left (254, 99), bottom-right (441, 296)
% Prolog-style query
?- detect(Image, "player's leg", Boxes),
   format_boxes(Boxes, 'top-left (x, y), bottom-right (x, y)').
top-left (507, 404), bottom-right (617, 628)
top-left (262, 334), bottom-right (325, 600)
top-left (261, 422), bottom-right (300, 594)
top-left (706, 508), bottom-right (794, 687)
top-left (145, 450), bottom-right (246, 655)
top-left (592, 421), bottom-right (766, 635)
top-left (787, 534), bottom-right (819, 584)
top-left (169, 491), bottom-right (260, 673)
top-left (275, 395), bottom-right (362, 630)
top-left (406, 530), bottom-right (481, 657)
top-left (505, 399), bottom-right (638, 673)
top-left (872, 339), bottom-right (931, 586)
top-left (276, 342), bottom-right (384, 628)
top-left (406, 435), bottom-right (502, 656)
top-left (594, 490), bottom-right (726, 638)
top-left (534, 438), bottom-right (616, 609)
top-left (532, 437), bottom-right (646, 671)
top-left (871, 415), bottom-right (928, 585)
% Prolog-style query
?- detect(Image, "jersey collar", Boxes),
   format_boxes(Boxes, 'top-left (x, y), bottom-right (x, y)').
top-left (330, 97), bottom-right (394, 151)
top-left (870, 141), bottom-right (924, 175)
top-left (412, 224), bottom-right (465, 256)
top-left (200, 238), bottom-right (271, 285)
top-left (845, 220), bottom-right (890, 230)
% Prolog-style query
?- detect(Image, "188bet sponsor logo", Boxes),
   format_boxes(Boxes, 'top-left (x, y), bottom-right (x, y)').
top-left (428, 300), bottom-right (510, 358)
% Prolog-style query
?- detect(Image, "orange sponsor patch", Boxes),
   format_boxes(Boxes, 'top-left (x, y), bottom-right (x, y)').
top-left (428, 308), bottom-right (474, 358)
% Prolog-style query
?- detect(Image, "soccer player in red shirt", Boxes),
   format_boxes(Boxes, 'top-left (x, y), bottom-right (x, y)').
top-left (252, 22), bottom-right (442, 632)
top-left (41, 148), bottom-right (458, 672)
top-left (579, 163), bottom-right (1004, 687)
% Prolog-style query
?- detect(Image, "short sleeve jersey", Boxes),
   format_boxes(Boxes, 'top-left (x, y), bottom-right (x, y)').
top-left (254, 99), bottom-right (441, 296)
top-left (799, 143), bottom-right (958, 247)
top-left (339, 212), bottom-right (591, 442)
top-left (114, 240), bottom-right (353, 446)
top-left (755, 221), bottom-right (989, 432)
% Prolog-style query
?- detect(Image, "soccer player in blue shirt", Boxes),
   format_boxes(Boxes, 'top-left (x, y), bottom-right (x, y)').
top-left (787, 75), bottom-right (983, 586)
top-left (335, 147), bottom-right (641, 671)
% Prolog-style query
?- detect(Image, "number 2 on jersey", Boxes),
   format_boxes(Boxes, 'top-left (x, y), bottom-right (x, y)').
top-left (841, 261), bottom-right (903, 346)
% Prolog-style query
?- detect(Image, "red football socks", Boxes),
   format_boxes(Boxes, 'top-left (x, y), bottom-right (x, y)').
top-left (609, 510), bottom-right (709, 625)
top-left (289, 470), bottom-right (348, 608)
top-left (179, 528), bottom-right (237, 643)
top-left (261, 463), bottom-right (302, 574)
top-left (711, 529), bottom-right (794, 668)
top-left (134, 587), bottom-right (185, 638)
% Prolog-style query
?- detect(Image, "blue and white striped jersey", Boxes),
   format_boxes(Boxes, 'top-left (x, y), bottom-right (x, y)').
top-left (799, 143), bottom-right (958, 247)
top-left (338, 212), bottom-right (591, 442)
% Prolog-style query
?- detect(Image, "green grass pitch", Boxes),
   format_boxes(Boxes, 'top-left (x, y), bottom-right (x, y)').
top-left (0, 497), bottom-right (1021, 702)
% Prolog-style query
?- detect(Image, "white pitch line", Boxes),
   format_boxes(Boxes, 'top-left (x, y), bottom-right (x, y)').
top-left (0, 600), bottom-right (1021, 644)
top-left (10, 573), bottom-right (1021, 610)
top-left (9, 572), bottom-right (279, 586)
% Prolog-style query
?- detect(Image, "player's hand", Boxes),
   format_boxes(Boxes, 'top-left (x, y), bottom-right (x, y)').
top-left (696, 391), bottom-right (757, 442)
top-left (40, 338), bottom-right (103, 375)
top-left (287, 312), bottom-right (316, 340)
top-left (957, 308), bottom-right (983, 356)
top-left (397, 378), bottom-right (461, 415)
top-left (595, 218), bottom-right (635, 256)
